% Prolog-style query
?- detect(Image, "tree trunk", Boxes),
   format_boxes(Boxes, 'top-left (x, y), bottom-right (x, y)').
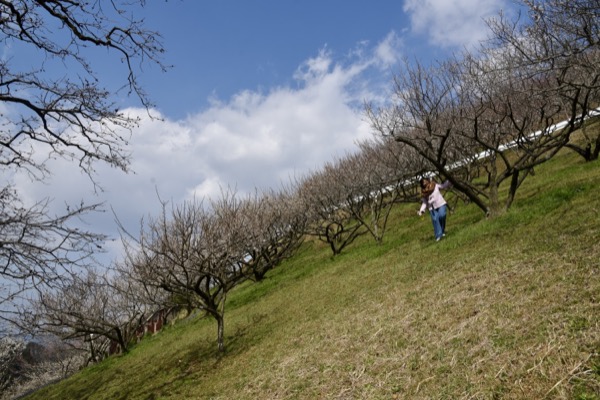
top-left (592, 135), bottom-right (600, 161)
top-left (487, 164), bottom-right (502, 218)
top-left (115, 327), bottom-right (127, 354)
top-left (216, 314), bottom-right (225, 353)
top-left (215, 293), bottom-right (227, 353)
top-left (565, 136), bottom-right (600, 161)
top-left (505, 170), bottom-right (520, 211)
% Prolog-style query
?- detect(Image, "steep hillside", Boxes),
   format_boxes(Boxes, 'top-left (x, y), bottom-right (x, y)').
top-left (23, 148), bottom-right (599, 399)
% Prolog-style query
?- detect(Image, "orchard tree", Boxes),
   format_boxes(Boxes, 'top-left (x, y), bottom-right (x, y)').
top-left (457, 48), bottom-right (580, 212)
top-left (365, 60), bottom-right (488, 213)
top-left (296, 164), bottom-right (366, 256)
top-left (330, 150), bottom-right (387, 244)
top-left (349, 139), bottom-right (429, 243)
top-left (119, 195), bottom-right (249, 353)
top-left (24, 268), bottom-right (152, 356)
top-left (0, 1), bottom-right (166, 330)
top-left (237, 188), bottom-right (307, 282)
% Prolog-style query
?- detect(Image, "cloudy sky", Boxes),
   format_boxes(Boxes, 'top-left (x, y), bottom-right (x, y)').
top-left (12, 0), bottom-right (515, 265)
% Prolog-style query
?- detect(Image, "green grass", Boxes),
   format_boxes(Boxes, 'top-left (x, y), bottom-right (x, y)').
top-left (24, 148), bottom-right (600, 400)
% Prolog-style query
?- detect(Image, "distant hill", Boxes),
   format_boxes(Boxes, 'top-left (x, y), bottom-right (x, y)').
top-left (1, 337), bottom-right (82, 400)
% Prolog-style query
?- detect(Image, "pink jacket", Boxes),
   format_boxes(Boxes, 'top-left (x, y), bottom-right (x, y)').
top-left (419, 181), bottom-right (451, 213)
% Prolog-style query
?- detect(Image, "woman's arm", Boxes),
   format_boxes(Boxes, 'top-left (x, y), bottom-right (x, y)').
top-left (439, 180), bottom-right (452, 190)
top-left (418, 201), bottom-right (427, 215)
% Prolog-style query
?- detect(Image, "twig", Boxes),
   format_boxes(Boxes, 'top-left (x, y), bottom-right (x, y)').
top-left (526, 342), bottom-right (556, 374)
top-left (544, 354), bottom-right (592, 397)
top-left (370, 327), bottom-right (383, 341)
top-left (495, 364), bottom-right (507, 378)
top-left (415, 376), bottom-right (434, 393)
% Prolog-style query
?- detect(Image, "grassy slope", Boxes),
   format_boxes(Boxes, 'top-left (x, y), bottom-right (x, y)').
top-left (25, 148), bottom-right (599, 400)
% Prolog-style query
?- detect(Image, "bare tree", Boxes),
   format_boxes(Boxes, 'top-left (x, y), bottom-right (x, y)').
top-left (458, 49), bottom-right (577, 212)
top-left (0, 1), bottom-right (166, 331)
top-left (0, 188), bottom-right (107, 331)
top-left (366, 59), bottom-right (494, 213)
top-left (24, 268), bottom-right (151, 356)
top-left (296, 164), bottom-right (367, 256)
top-left (119, 195), bottom-right (249, 352)
top-left (1, 0), bottom-right (166, 179)
top-left (237, 188), bottom-right (307, 282)
top-left (367, 0), bottom-right (600, 216)
top-left (346, 139), bottom-right (428, 243)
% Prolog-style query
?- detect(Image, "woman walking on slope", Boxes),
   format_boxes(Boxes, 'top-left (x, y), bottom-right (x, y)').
top-left (417, 178), bottom-right (452, 241)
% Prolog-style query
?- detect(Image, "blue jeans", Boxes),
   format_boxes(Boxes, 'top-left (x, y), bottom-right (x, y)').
top-left (430, 204), bottom-right (447, 240)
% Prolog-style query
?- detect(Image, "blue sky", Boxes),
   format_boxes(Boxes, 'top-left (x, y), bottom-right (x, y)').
top-left (12, 0), bottom-right (516, 265)
top-left (137, 0), bottom-right (415, 119)
top-left (134, 0), bottom-right (512, 119)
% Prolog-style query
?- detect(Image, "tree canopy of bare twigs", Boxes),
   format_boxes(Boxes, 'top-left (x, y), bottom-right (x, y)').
top-left (118, 194), bottom-right (252, 353)
top-left (116, 186), bottom-right (309, 352)
top-left (237, 188), bottom-right (307, 282)
top-left (0, 188), bottom-right (107, 327)
top-left (296, 163), bottom-right (367, 256)
top-left (349, 139), bottom-right (428, 243)
top-left (0, 1), bottom-right (166, 333)
top-left (24, 268), bottom-right (152, 357)
top-left (295, 140), bottom-right (419, 253)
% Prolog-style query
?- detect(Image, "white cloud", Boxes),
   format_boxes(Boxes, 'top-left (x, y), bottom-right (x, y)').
top-left (375, 31), bottom-right (403, 68)
top-left (403, 0), bottom-right (508, 48)
top-left (10, 39), bottom-right (396, 266)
